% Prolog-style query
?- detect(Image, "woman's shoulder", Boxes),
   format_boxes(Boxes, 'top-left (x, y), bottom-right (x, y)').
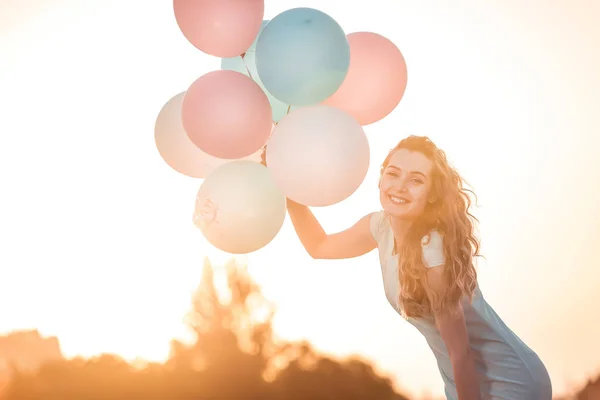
top-left (421, 229), bottom-right (445, 268)
top-left (421, 229), bottom-right (444, 246)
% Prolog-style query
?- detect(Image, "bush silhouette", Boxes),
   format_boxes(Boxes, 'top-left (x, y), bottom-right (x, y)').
top-left (2, 258), bottom-right (410, 399)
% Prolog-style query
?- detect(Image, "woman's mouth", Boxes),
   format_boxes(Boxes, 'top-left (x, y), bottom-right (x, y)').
top-left (389, 195), bottom-right (410, 205)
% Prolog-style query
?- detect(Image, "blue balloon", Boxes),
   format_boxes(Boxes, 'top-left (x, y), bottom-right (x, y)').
top-left (255, 8), bottom-right (350, 106)
top-left (221, 20), bottom-right (291, 123)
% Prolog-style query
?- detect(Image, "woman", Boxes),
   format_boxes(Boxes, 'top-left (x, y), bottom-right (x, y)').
top-left (272, 135), bottom-right (552, 399)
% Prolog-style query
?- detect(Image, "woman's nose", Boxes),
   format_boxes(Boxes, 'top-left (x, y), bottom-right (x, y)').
top-left (396, 180), bottom-right (408, 192)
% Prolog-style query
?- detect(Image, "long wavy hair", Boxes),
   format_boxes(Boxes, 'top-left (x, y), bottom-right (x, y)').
top-left (380, 135), bottom-right (480, 318)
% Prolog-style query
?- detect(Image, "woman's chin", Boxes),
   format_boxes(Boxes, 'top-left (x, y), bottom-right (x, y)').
top-left (384, 206), bottom-right (414, 219)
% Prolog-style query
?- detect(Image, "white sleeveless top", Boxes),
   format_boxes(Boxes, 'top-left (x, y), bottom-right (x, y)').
top-left (369, 210), bottom-right (445, 312)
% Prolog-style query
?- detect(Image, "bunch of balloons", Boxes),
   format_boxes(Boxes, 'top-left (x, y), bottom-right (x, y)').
top-left (155, 0), bottom-right (408, 254)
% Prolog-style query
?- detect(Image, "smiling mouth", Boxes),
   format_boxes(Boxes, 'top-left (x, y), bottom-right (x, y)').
top-left (389, 195), bottom-right (410, 205)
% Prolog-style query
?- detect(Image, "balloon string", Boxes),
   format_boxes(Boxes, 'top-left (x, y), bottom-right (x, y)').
top-left (242, 53), bottom-right (292, 164)
top-left (241, 52), bottom-right (292, 122)
top-left (240, 53), bottom-right (255, 81)
top-left (240, 52), bottom-right (269, 164)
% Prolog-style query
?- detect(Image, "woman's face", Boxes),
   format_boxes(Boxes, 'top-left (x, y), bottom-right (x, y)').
top-left (379, 148), bottom-right (434, 219)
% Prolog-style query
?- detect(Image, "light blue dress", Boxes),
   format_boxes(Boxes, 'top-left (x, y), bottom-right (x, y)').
top-left (370, 211), bottom-right (552, 400)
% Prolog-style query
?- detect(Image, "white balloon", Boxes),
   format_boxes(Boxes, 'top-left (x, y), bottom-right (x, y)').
top-left (193, 160), bottom-right (286, 254)
top-left (155, 92), bottom-right (263, 179)
top-left (266, 105), bottom-right (370, 206)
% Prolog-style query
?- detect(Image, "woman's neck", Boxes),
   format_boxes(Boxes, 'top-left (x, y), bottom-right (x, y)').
top-left (389, 216), bottom-right (412, 254)
top-left (390, 216), bottom-right (412, 236)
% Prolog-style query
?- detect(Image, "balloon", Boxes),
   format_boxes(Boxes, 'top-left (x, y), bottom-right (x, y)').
top-left (182, 70), bottom-right (272, 159)
top-left (323, 32), bottom-right (408, 125)
top-left (193, 160), bottom-right (286, 254)
top-left (221, 21), bottom-right (291, 123)
top-left (255, 8), bottom-right (350, 106)
top-left (173, 0), bottom-right (264, 58)
top-left (266, 105), bottom-right (370, 207)
top-left (154, 92), bottom-right (263, 178)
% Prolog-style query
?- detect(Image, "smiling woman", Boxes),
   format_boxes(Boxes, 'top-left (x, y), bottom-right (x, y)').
top-left (378, 149), bottom-right (433, 221)
top-left (284, 135), bottom-right (553, 400)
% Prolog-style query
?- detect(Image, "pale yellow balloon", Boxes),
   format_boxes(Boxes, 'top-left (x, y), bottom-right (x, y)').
top-left (154, 92), bottom-right (263, 179)
top-left (193, 160), bottom-right (286, 254)
top-left (266, 105), bottom-right (370, 206)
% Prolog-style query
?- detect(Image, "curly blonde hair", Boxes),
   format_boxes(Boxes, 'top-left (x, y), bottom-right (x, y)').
top-left (380, 135), bottom-right (480, 318)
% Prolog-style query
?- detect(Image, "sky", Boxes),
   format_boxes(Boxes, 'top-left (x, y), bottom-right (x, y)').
top-left (1, 0), bottom-right (599, 398)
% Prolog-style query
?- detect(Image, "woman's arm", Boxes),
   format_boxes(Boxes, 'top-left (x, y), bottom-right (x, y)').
top-left (421, 231), bottom-right (479, 399)
top-left (261, 146), bottom-right (377, 259)
top-left (286, 199), bottom-right (377, 259)
top-left (425, 266), bottom-right (480, 400)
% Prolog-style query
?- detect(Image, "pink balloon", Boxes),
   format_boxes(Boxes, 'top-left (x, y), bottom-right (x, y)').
top-left (173, 0), bottom-right (264, 58)
top-left (154, 92), bottom-right (264, 179)
top-left (182, 70), bottom-right (272, 159)
top-left (323, 32), bottom-right (408, 126)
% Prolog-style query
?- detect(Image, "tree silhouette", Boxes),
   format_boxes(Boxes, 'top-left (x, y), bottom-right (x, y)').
top-left (575, 376), bottom-right (600, 399)
top-left (3, 258), bottom-right (411, 399)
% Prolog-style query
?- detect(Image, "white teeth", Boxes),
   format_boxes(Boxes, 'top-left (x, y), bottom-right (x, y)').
top-left (390, 196), bottom-right (407, 204)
